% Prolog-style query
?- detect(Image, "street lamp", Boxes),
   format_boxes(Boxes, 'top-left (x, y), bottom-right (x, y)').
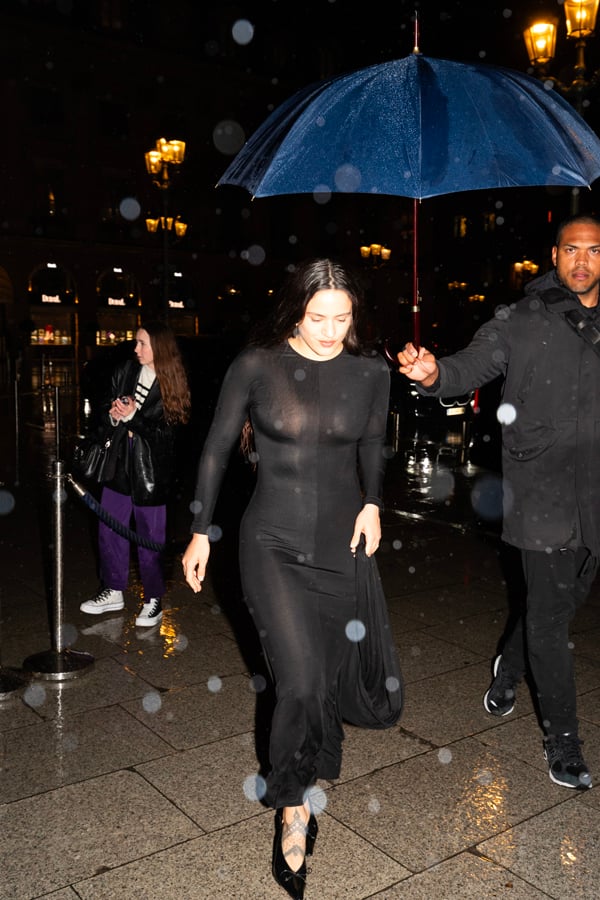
top-left (359, 243), bottom-right (392, 267)
top-left (144, 137), bottom-right (187, 317)
top-left (523, 1), bottom-right (600, 115)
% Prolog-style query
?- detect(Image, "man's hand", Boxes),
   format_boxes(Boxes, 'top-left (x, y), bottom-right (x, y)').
top-left (396, 342), bottom-right (439, 386)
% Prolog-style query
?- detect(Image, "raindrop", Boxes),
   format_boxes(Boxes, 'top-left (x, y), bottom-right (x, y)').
top-left (367, 797), bottom-right (381, 814)
top-left (63, 733), bottom-right (79, 752)
top-left (213, 120), bottom-right (246, 156)
top-left (23, 683), bottom-right (46, 708)
top-left (189, 500), bottom-right (203, 515)
top-left (207, 524), bottom-right (223, 543)
top-left (0, 489), bottom-right (15, 515)
top-left (476, 768), bottom-right (493, 785)
top-left (243, 773), bottom-right (267, 801)
top-left (119, 197), bottom-right (141, 221)
top-left (294, 369), bottom-right (306, 381)
top-left (408, 565), bottom-right (416, 574)
top-left (58, 622), bottom-right (78, 647)
top-left (496, 402), bottom-right (516, 425)
top-left (382, 445), bottom-right (395, 459)
top-left (249, 674), bottom-right (267, 693)
top-left (313, 186), bottom-right (332, 204)
top-left (345, 619), bottom-right (366, 642)
top-left (232, 19), bottom-right (254, 45)
top-left (471, 472), bottom-right (503, 521)
top-left (304, 784), bottom-right (327, 814)
top-left (430, 468), bottom-right (454, 502)
top-left (207, 675), bottom-right (222, 693)
top-left (52, 487), bottom-right (68, 505)
top-left (244, 244), bottom-right (266, 266)
top-left (385, 676), bottom-right (400, 693)
top-left (392, 539), bottom-right (402, 550)
top-left (173, 634), bottom-right (188, 651)
top-left (438, 747), bottom-right (453, 764)
top-left (335, 164), bottom-right (361, 192)
top-left (142, 691), bottom-right (162, 713)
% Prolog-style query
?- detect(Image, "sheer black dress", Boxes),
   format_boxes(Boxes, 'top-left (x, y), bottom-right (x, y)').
top-left (191, 342), bottom-right (390, 807)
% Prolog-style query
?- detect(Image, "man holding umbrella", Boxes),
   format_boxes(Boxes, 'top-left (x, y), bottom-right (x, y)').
top-left (396, 214), bottom-right (600, 791)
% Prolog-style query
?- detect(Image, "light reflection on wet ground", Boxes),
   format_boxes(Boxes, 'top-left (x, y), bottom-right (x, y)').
top-left (385, 419), bottom-right (503, 535)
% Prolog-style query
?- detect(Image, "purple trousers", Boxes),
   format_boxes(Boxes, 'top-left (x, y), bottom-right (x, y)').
top-left (98, 487), bottom-right (166, 598)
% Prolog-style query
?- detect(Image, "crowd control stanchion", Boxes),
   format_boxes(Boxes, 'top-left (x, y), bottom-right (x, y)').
top-left (22, 458), bottom-right (94, 681)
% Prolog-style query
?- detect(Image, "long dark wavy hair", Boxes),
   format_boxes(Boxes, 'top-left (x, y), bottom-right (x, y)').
top-left (247, 258), bottom-right (369, 354)
top-left (240, 258), bottom-right (370, 460)
top-left (141, 321), bottom-right (191, 425)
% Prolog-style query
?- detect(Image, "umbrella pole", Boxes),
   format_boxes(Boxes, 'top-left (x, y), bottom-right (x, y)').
top-left (412, 197), bottom-right (420, 348)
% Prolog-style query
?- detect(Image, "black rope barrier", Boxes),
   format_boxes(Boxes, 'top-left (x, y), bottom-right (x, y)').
top-left (67, 473), bottom-right (165, 552)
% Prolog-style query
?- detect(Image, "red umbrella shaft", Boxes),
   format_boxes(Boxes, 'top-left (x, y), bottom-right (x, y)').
top-left (413, 197), bottom-right (420, 348)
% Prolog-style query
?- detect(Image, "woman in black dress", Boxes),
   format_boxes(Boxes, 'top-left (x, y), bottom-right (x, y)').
top-left (182, 259), bottom-right (394, 898)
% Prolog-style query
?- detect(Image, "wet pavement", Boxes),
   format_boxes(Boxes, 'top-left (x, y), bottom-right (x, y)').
top-left (2, 377), bottom-right (600, 899)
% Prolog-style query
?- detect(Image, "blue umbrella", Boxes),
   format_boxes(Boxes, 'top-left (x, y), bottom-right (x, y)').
top-left (218, 51), bottom-right (600, 341)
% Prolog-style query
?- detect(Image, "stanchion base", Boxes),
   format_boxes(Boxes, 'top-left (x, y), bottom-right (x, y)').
top-left (0, 666), bottom-right (29, 698)
top-left (22, 648), bottom-right (95, 682)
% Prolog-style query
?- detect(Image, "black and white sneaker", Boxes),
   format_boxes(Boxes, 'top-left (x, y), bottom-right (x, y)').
top-left (483, 654), bottom-right (517, 717)
top-left (544, 733), bottom-right (592, 790)
top-left (135, 597), bottom-right (163, 627)
top-left (80, 588), bottom-right (124, 615)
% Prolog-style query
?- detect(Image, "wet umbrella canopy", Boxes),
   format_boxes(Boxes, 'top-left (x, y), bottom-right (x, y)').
top-left (218, 51), bottom-right (600, 342)
top-left (219, 52), bottom-right (600, 199)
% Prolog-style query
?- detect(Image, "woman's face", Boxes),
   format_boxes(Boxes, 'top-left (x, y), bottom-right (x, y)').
top-left (135, 329), bottom-right (154, 368)
top-left (294, 289), bottom-right (353, 360)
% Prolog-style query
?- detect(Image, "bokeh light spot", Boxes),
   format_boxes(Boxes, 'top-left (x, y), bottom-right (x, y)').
top-left (345, 619), bottom-right (366, 642)
top-left (232, 19), bottom-right (254, 45)
top-left (213, 120), bottom-right (246, 156)
top-left (0, 489), bottom-right (16, 515)
top-left (119, 197), bottom-right (141, 221)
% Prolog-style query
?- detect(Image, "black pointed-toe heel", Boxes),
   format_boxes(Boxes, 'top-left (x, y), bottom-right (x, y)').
top-left (306, 813), bottom-right (318, 857)
top-left (272, 810), bottom-right (307, 900)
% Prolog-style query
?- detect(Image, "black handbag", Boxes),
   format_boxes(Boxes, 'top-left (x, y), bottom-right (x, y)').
top-left (72, 430), bottom-right (117, 482)
top-left (338, 541), bottom-right (403, 729)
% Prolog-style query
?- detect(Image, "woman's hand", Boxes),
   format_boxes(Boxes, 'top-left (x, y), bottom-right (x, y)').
top-left (350, 503), bottom-right (381, 557)
top-left (110, 395), bottom-right (135, 420)
top-left (182, 533), bottom-right (210, 593)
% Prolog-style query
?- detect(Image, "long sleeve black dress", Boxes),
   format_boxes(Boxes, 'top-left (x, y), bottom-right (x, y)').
top-left (191, 341), bottom-right (391, 807)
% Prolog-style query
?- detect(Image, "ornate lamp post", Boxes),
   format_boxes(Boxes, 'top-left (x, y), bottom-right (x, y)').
top-left (144, 138), bottom-right (187, 317)
top-left (523, 1), bottom-right (600, 114)
top-left (359, 243), bottom-right (392, 268)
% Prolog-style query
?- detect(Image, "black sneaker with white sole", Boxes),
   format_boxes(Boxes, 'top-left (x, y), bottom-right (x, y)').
top-left (135, 597), bottom-right (163, 627)
top-left (544, 733), bottom-right (592, 790)
top-left (483, 654), bottom-right (518, 717)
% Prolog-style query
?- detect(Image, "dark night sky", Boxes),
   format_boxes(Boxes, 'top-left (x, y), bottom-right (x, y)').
top-left (204, 1), bottom-right (600, 85)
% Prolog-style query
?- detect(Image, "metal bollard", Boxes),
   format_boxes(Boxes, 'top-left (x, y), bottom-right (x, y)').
top-left (22, 461), bottom-right (94, 680)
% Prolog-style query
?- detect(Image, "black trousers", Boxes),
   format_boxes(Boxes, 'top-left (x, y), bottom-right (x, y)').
top-left (501, 546), bottom-right (597, 736)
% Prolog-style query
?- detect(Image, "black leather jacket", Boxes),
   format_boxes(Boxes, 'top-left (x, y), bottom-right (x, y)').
top-left (100, 359), bottom-right (177, 506)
